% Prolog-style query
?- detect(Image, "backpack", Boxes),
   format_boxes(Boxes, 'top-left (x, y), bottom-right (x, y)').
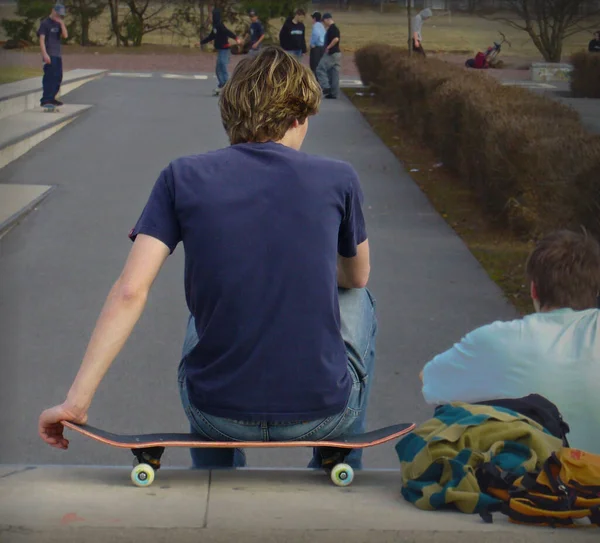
top-left (473, 52), bottom-right (488, 69)
top-left (480, 448), bottom-right (600, 528)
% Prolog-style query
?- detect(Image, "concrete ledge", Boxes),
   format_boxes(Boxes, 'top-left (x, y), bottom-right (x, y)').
top-left (0, 69), bottom-right (106, 120)
top-left (0, 104), bottom-right (91, 169)
top-left (0, 184), bottom-right (54, 237)
top-left (531, 62), bottom-right (573, 82)
top-left (0, 467), bottom-right (596, 542)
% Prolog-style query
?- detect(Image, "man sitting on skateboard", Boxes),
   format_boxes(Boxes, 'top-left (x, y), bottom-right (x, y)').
top-left (38, 46), bottom-right (376, 470)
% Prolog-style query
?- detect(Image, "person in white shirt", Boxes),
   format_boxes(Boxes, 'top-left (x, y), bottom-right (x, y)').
top-left (421, 230), bottom-right (600, 453)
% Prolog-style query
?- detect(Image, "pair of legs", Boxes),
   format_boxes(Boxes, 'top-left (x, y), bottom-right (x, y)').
top-left (215, 48), bottom-right (231, 88)
top-left (316, 52), bottom-right (341, 98)
top-left (41, 56), bottom-right (63, 105)
top-left (287, 49), bottom-right (303, 59)
top-left (310, 46), bottom-right (325, 75)
top-left (178, 287), bottom-right (377, 469)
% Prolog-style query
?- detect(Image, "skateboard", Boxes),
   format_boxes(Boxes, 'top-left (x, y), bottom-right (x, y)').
top-left (42, 104), bottom-right (59, 113)
top-left (62, 421), bottom-right (415, 488)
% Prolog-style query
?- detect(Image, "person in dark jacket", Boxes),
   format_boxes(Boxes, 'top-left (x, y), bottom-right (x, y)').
top-left (589, 31), bottom-right (600, 53)
top-left (200, 8), bottom-right (241, 95)
top-left (279, 8), bottom-right (307, 59)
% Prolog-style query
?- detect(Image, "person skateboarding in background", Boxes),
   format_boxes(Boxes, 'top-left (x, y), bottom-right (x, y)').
top-left (411, 8), bottom-right (432, 57)
top-left (246, 9), bottom-right (265, 57)
top-left (316, 13), bottom-right (341, 99)
top-left (38, 3), bottom-right (68, 107)
top-left (309, 11), bottom-right (326, 76)
top-left (38, 46), bottom-right (376, 471)
top-left (279, 8), bottom-right (307, 59)
top-left (199, 7), bottom-right (241, 95)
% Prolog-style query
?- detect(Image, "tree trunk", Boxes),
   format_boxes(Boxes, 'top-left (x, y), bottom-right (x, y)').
top-left (108, 0), bottom-right (122, 47)
top-left (81, 14), bottom-right (90, 45)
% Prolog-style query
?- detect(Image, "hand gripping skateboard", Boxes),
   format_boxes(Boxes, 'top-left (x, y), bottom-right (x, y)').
top-left (62, 421), bottom-right (415, 487)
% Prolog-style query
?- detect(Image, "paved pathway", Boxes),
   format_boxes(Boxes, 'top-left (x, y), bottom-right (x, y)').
top-left (0, 73), bottom-right (515, 469)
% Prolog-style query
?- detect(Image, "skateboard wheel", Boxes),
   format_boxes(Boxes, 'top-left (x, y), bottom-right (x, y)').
top-left (330, 463), bottom-right (354, 487)
top-left (131, 463), bottom-right (155, 487)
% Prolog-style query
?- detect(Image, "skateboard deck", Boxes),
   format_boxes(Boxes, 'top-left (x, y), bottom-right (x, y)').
top-left (42, 104), bottom-right (59, 113)
top-left (62, 421), bottom-right (415, 487)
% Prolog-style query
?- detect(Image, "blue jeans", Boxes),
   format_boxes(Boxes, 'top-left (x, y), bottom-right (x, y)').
top-left (288, 50), bottom-right (303, 59)
top-left (178, 287), bottom-right (377, 469)
top-left (216, 49), bottom-right (231, 88)
top-left (41, 56), bottom-right (63, 105)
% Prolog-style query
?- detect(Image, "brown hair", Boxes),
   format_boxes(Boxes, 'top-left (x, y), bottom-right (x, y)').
top-left (220, 46), bottom-right (321, 144)
top-left (295, 8), bottom-right (306, 16)
top-left (526, 230), bottom-right (600, 310)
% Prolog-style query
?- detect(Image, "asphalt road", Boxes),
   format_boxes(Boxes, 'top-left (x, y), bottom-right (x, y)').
top-left (0, 74), bottom-right (516, 468)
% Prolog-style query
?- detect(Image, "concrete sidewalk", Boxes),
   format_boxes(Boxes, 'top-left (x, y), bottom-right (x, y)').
top-left (1, 467), bottom-right (596, 542)
top-left (0, 74), bottom-right (516, 470)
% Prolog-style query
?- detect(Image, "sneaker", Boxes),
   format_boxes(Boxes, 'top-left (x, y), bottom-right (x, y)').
top-left (322, 88), bottom-right (331, 95)
top-left (325, 94), bottom-right (337, 99)
top-left (213, 88), bottom-right (221, 96)
top-left (52, 99), bottom-right (63, 106)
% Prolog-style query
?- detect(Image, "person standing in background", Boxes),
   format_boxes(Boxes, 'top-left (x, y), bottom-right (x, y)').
top-left (309, 11), bottom-right (326, 75)
top-left (200, 7), bottom-right (241, 95)
top-left (411, 8), bottom-right (432, 57)
top-left (279, 8), bottom-right (307, 59)
top-left (316, 13), bottom-right (341, 100)
top-left (38, 3), bottom-right (68, 107)
top-left (247, 9), bottom-right (265, 57)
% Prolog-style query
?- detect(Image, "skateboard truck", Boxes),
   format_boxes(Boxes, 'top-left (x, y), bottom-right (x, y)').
top-left (318, 446), bottom-right (355, 487)
top-left (131, 447), bottom-right (164, 486)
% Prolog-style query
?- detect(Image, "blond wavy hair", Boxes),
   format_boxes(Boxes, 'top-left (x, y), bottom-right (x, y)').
top-left (220, 46), bottom-right (322, 144)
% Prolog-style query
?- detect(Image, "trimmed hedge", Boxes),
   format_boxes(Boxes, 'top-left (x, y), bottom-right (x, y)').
top-left (355, 44), bottom-right (600, 238)
top-left (571, 52), bottom-right (600, 98)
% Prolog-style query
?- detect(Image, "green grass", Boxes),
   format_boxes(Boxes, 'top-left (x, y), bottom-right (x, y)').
top-left (0, 66), bottom-right (41, 84)
top-left (344, 89), bottom-right (535, 316)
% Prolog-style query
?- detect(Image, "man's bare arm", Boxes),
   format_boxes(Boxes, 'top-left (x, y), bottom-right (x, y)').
top-left (338, 240), bottom-right (370, 289)
top-left (60, 20), bottom-right (68, 39)
top-left (39, 35), bottom-right (50, 63)
top-left (38, 234), bottom-right (171, 449)
top-left (65, 234), bottom-right (169, 411)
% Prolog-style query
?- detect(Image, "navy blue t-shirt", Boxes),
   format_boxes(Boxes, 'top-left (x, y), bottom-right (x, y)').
top-left (37, 17), bottom-right (62, 57)
top-left (130, 142), bottom-right (367, 422)
top-left (250, 21), bottom-right (264, 44)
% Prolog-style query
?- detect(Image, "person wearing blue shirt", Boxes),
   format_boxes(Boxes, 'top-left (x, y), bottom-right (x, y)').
top-left (38, 46), bottom-right (376, 471)
top-left (420, 230), bottom-right (600, 454)
top-left (247, 9), bottom-right (265, 57)
top-left (310, 11), bottom-right (326, 75)
top-left (37, 3), bottom-right (68, 107)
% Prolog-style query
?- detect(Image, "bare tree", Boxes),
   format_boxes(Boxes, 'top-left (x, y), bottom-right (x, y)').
top-left (489, 0), bottom-right (600, 62)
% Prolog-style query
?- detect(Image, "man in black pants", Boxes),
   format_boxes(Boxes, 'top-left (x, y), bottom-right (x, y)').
top-left (38, 3), bottom-right (68, 107)
top-left (309, 11), bottom-right (326, 75)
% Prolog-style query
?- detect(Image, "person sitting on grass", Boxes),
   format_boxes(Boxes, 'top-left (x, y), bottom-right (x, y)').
top-left (38, 46), bottom-right (376, 471)
top-left (420, 229), bottom-right (600, 454)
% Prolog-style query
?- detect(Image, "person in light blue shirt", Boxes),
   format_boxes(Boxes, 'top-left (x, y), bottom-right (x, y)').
top-left (421, 230), bottom-right (600, 454)
top-left (309, 11), bottom-right (326, 75)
